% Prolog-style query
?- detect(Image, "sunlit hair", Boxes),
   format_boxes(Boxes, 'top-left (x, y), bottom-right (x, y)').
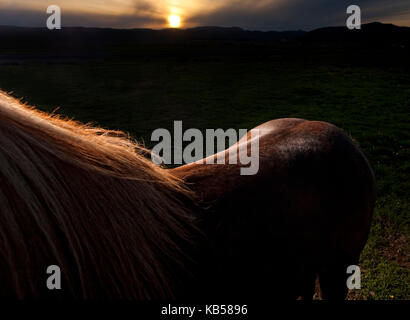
top-left (0, 91), bottom-right (198, 299)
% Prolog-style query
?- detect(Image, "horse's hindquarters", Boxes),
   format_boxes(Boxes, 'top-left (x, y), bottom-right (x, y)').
top-left (173, 119), bottom-right (376, 300)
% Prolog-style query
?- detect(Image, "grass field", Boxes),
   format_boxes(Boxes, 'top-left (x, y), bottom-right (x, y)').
top-left (0, 51), bottom-right (408, 299)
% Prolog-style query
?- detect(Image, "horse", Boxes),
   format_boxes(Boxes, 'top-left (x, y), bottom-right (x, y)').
top-left (0, 90), bottom-right (376, 300)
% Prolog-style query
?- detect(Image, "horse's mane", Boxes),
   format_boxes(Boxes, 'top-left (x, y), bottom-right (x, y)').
top-left (0, 91), bottom-right (199, 299)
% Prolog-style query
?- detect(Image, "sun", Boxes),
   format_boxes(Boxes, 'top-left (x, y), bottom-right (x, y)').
top-left (168, 15), bottom-right (181, 28)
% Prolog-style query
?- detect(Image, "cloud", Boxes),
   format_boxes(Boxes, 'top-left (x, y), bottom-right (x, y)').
top-left (187, 0), bottom-right (410, 30)
top-left (0, 0), bottom-right (409, 30)
top-left (0, 7), bottom-right (165, 29)
top-left (0, 0), bottom-right (166, 28)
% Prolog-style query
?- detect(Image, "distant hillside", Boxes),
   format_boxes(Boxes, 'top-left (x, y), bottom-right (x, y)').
top-left (0, 25), bottom-right (306, 45)
top-left (305, 22), bottom-right (410, 46)
top-left (0, 22), bottom-right (408, 62)
top-left (0, 22), bottom-right (409, 46)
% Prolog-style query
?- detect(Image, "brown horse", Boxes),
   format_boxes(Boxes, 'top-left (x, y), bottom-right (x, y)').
top-left (173, 119), bottom-right (376, 300)
top-left (0, 91), bottom-right (375, 300)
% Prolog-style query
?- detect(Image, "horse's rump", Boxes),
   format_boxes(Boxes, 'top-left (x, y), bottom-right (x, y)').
top-left (172, 119), bottom-right (376, 300)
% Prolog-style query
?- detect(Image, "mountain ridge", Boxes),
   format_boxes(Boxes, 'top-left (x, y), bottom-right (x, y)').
top-left (0, 22), bottom-right (408, 61)
top-left (0, 22), bottom-right (408, 45)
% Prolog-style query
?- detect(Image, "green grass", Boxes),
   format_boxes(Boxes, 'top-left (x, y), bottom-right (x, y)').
top-left (0, 56), bottom-right (408, 299)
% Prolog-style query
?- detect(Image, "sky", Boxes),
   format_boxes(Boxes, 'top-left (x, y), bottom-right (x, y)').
top-left (0, 0), bottom-right (409, 31)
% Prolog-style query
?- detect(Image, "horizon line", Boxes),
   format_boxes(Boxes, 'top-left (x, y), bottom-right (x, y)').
top-left (0, 21), bottom-right (408, 34)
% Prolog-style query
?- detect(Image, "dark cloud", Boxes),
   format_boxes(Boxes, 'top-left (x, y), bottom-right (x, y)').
top-left (0, 7), bottom-right (165, 29)
top-left (0, 0), bottom-right (409, 30)
top-left (188, 0), bottom-right (410, 30)
top-left (133, 0), bottom-right (160, 16)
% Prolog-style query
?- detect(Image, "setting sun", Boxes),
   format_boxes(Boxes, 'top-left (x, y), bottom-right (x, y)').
top-left (168, 15), bottom-right (181, 28)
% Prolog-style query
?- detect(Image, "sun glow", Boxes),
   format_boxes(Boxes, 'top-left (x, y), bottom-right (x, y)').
top-left (168, 14), bottom-right (181, 28)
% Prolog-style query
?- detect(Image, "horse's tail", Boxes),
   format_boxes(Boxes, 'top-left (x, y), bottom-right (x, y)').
top-left (315, 130), bottom-right (376, 300)
top-left (297, 127), bottom-right (376, 300)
